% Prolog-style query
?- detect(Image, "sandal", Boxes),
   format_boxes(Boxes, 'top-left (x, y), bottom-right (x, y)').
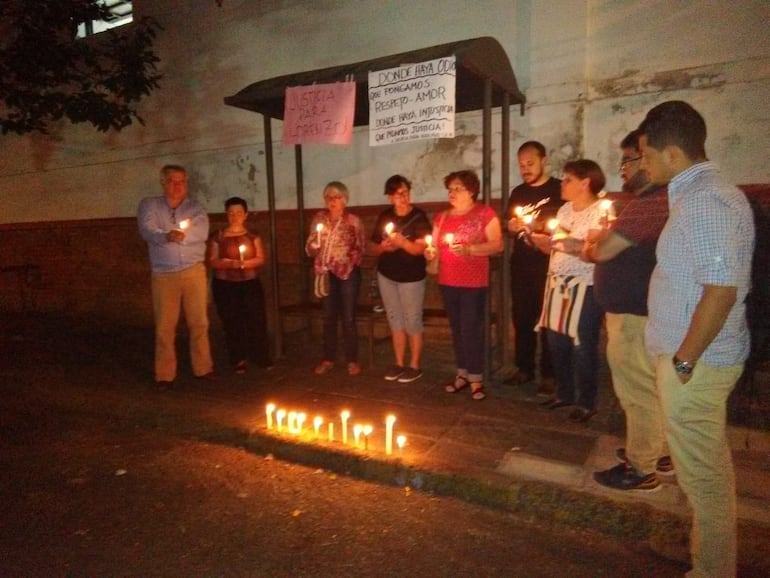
top-left (470, 382), bottom-right (486, 401)
top-left (314, 360), bottom-right (334, 375)
top-left (445, 375), bottom-right (470, 393)
top-left (347, 362), bottom-right (361, 376)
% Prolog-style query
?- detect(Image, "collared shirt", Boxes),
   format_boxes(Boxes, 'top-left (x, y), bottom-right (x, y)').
top-left (305, 210), bottom-right (365, 280)
top-left (646, 162), bottom-right (754, 365)
top-left (548, 199), bottom-right (602, 284)
top-left (137, 195), bottom-right (210, 273)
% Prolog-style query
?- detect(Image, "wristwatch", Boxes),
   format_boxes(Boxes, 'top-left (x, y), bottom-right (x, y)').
top-left (672, 355), bottom-right (695, 376)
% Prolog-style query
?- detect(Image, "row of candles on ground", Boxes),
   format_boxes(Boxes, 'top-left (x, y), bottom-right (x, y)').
top-left (264, 404), bottom-right (406, 455)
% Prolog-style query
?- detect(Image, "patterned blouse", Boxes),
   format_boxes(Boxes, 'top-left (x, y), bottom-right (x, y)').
top-left (305, 210), bottom-right (365, 280)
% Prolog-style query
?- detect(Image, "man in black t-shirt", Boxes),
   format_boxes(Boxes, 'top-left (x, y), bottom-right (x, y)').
top-left (505, 141), bottom-right (563, 394)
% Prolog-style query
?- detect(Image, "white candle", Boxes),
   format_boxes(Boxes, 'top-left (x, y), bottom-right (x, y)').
top-left (238, 244), bottom-right (246, 263)
top-left (276, 409), bottom-right (286, 432)
top-left (514, 206), bottom-right (524, 217)
top-left (313, 416), bottom-right (323, 438)
top-left (546, 218), bottom-right (559, 233)
top-left (340, 410), bottom-right (350, 444)
top-left (328, 422), bottom-right (334, 442)
top-left (296, 413), bottom-right (306, 434)
top-left (362, 424), bottom-right (373, 451)
top-left (522, 214), bottom-right (534, 225)
top-left (599, 199), bottom-right (613, 218)
top-left (396, 435), bottom-right (406, 452)
top-left (265, 403), bottom-right (276, 429)
top-left (353, 424), bottom-right (363, 448)
top-left (178, 219), bottom-right (190, 230)
top-left (315, 222), bottom-right (323, 243)
top-left (287, 411), bottom-right (297, 433)
top-left (425, 234), bottom-right (433, 248)
top-left (384, 222), bottom-right (394, 237)
top-left (444, 233), bottom-right (454, 245)
top-left (385, 414), bottom-right (396, 455)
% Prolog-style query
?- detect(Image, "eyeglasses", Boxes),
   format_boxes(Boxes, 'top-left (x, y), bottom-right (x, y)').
top-left (447, 186), bottom-right (468, 193)
top-left (619, 155), bottom-right (642, 168)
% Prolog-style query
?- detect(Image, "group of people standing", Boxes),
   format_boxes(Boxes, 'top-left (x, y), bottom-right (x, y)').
top-left (137, 166), bottom-right (271, 389)
top-left (138, 100), bottom-right (753, 577)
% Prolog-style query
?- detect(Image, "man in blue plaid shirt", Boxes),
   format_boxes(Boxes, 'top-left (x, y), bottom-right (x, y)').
top-left (639, 101), bottom-right (754, 578)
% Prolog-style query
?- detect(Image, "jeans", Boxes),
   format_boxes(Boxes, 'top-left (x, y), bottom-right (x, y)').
top-left (547, 285), bottom-right (603, 410)
top-left (322, 268), bottom-right (361, 363)
top-left (511, 265), bottom-right (553, 377)
top-left (440, 285), bottom-right (487, 382)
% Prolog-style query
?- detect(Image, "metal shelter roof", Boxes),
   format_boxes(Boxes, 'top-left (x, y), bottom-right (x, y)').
top-left (223, 36), bottom-right (525, 123)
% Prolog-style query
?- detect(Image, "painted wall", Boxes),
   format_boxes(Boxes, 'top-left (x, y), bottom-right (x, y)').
top-left (1, 0), bottom-right (769, 224)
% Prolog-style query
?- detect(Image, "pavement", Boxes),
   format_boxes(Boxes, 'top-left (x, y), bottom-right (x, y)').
top-left (2, 314), bottom-right (770, 572)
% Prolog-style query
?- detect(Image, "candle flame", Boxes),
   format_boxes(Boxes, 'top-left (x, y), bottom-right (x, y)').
top-left (547, 218), bottom-right (559, 232)
top-left (600, 199), bottom-right (613, 212)
top-left (178, 219), bottom-right (190, 230)
top-left (424, 234), bottom-right (433, 247)
top-left (396, 435), bottom-right (406, 449)
top-left (514, 206), bottom-right (524, 217)
top-left (444, 233), bottom-right (455, 245)
top-left (315, 223), bottom-right (323, 233)
top-left (385, 222), bottom-right (394, 235)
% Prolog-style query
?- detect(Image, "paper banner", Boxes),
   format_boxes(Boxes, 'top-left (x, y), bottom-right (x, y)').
top-left (368, 56), bottom-right (456, 146)
top-left (283, 82), bottom-right (356, 146)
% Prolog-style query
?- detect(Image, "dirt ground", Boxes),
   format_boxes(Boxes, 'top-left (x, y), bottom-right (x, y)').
top-left (0, 392), bottom-right (689, 577)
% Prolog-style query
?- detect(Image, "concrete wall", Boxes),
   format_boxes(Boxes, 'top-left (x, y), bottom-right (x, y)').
top-left (1, 0), bottom-right (768, 225)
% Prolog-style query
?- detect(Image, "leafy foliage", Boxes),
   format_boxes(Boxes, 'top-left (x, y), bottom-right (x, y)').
top-left (0, 0), bottom-right (163, 135)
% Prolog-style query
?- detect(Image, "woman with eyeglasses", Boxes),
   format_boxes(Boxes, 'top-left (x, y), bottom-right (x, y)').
top-left (368, 174), bottom-right (432, 384)
top-left (305, 181), bottom-right (366, 376)
top-left (425, 170), bottom-right (503, 400)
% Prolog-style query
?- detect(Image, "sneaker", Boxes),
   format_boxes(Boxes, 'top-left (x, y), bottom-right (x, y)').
top-left (235, 360), bottom-right (247, 374)
top-left (593, 463), bottom-right (661, 492)
top-left (384, 365), bottom-right (405, 381)
top-left (568, 407), bottom-right (597, 422)
top-left (616, 448), bottom-right (675, 476)
top-left (397, 367), bottom-right (423, 383)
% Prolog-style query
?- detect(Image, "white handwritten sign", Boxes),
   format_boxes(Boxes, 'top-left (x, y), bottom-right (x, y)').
top-left (368, 56), bottom-right (456, 146)
top-left (283, 82), bottom-right (356, 146)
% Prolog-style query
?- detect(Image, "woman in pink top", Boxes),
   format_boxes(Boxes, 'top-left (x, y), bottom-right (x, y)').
top-left (305, 181), bottom-right (366, 376)
top-left (425, 170), bottom-right (503, 400)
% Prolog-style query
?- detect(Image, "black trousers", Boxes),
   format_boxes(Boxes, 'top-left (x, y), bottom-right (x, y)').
top-left (510, 263), bottom-right (552, 378)
top-left (212, 277), bottom-right (271, 367)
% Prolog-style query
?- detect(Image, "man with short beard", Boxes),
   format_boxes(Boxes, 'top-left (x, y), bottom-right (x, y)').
top-left (585, 130), bottom-right (672, 492)
top-left (505, 141), bottom-right (563, 394)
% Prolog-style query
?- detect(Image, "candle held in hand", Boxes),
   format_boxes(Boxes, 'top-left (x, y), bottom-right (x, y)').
top-left (384, 222), bottom-right (394, 237)
top-left (238, 244), bottom-right (246, 264)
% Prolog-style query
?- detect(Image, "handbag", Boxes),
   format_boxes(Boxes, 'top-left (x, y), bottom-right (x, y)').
top-left (314, 270), bottom-right (329, 298)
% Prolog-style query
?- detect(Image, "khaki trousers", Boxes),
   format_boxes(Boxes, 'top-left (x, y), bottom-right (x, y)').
top-left (151, 262), bottom-right (213, 381)
top-left (655, 355), bottom-right (742, 578)
top-left (605, 313), bottom-right (667, 474)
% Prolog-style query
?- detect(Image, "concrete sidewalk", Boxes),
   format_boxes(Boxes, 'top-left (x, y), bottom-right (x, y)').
top-left (2, 316), bottom-right (770, 571)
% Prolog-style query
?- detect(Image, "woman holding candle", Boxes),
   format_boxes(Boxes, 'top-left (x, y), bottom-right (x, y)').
top-left (530, 160), bottom-right (606, 422)
top-left (425, 170), bottom-right (503, 400)
top-left (368, 175), bottom-right (432, 383)
top-left (207, 196), bottom-right (272, 374)
top-left (306, 181), bottom-right (366, 376)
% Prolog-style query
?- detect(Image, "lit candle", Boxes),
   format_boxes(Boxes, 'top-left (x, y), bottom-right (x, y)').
top-left (178, 219), bottom-right (190, 230)
top-left (340, 410), bottom-right (350, 444)
top-left (396, 435), bottom-right (406, 452)
top-left (385, 414), bottom-right (396, 455)
top-left (315, 222), bottom-right (323, 243)
top-left (238, 244), bottom-right (246, 266)
top-left (444, 233), bottom-right (455, 246)
top-left (546, 218), bottom-right (559, 233)
top-left (287, 411), bottom-right (297, 433)
top-left (276, 409), bottom-right (286, 432)
top-left (296, 413), bottom-right (306, 434)
top-left (425, 234), bottom-right (433, 248)
top-left (384, 222), bottom-right (394, 237)
top-left (522, 214), bottom-right (534, 226)
top-left (328, 422), bottom-right (334, 442)
top-left (353, 424), bottom-right (363, 448)
top-left (599, 199), bottom-right (613, 218)
top-left (313, 416), bottom-right (323, 438)
top-left (514, 206), bottom-right (524, 217)
top-left (362, 424), bottom-right (373, 451)
top-left (265, 403), bottom-right (276, 429)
